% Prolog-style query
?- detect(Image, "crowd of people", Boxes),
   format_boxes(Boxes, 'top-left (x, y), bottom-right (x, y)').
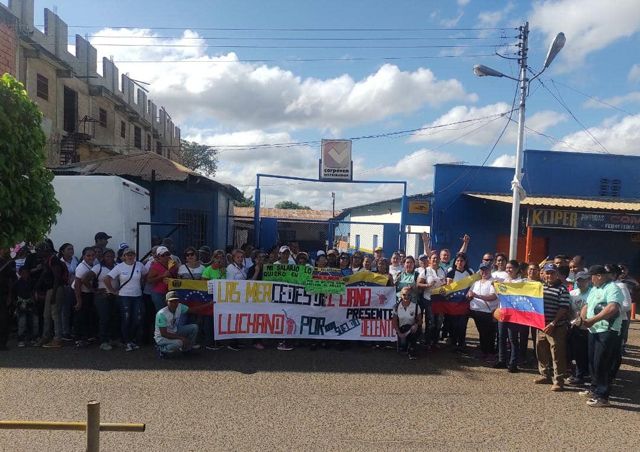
top-left (0, 231), bottom-right (636, 408)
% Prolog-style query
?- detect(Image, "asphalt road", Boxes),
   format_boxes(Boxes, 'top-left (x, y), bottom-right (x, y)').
top-left (1, 323), bottom-right (639, 451)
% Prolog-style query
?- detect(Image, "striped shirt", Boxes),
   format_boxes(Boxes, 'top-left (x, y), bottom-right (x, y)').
top-left (542, 282), bottom-right (571, 324)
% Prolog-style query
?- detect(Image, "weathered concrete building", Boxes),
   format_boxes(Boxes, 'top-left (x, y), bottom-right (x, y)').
top-left (2, 0), bottom-right (181, 166)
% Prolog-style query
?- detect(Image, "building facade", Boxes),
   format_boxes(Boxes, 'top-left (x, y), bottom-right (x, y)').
top-left (2, 0), bottom-right (181, 166)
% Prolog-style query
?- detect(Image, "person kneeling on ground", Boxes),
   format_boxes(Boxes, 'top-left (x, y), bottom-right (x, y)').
top-left (155, 291), bottom-right (210, 357)
top-left (393, 286), bottom-right (423, 360)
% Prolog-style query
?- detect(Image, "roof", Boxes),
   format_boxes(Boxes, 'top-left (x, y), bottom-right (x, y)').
top-left (465, 193), bottom-right (640, 212)
top-left (54, 152), bottom-right (242, 199)
top-left (233, 207), bottom-right (338, 221)
top-left (337, 192), bottom-right (432, 219)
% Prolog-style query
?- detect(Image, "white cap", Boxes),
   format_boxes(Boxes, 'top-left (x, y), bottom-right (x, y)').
top-left (279, 245), bottom-right (291, 254)
top-left (156, 246), bottom-right (170, 255)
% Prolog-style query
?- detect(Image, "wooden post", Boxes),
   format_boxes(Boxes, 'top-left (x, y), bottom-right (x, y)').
top-left (525, 226), bottom-right (533, 263)
top-left (86, 401), bottom-right (100, 452)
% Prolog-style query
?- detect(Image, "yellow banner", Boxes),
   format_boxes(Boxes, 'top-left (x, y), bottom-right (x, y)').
top-left (432, 273), bottom-right (480, 296)
top-left (167, 278), bottom-right (208, 291)
top-left (345, 271), bottom-right (391, 286)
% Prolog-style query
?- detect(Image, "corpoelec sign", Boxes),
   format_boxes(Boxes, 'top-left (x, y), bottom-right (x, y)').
top-left (527, 208), bottom-right (640, 232)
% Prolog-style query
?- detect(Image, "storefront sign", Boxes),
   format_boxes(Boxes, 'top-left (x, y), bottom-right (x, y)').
top-left (408, 200), bottom-right (430, 214)
top-left (527, 208), bottom-right (640, 232)
top-left (319, 139), bottom-right (352, 181)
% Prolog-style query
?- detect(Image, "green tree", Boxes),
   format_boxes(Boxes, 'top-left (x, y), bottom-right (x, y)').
top-left (234, 190), bottom-right (255, 207)
top-left (179, 139), bottom-right (218, 176)
top-left (0, 74), bottom-right (60, 247)
top-left (275, 200), bottom-right (311, 210)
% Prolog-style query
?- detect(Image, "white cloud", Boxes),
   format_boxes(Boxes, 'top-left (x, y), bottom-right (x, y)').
top-left (457, 0), bottom-right (471, 6)
top-left (553, 114), bottom-right (640, 155)
top-left (374, 149), bottom-right (458, 180)
top-left (530, 0), bottom-right (640, 69)
top-left (90, 29), bottom-right (476, 131)
top-left (628, 64), bottom-right (640, 83)
top-left (409, 102), bottom-right (566, 146)
top-left (440, 12), bottom-right (464, 28)
top-left (477, 3), bottom-right (514, 28)
top-left (491, 154), bottom-right (516, 167)
top-left (583, 91), bottom-right (640, 109)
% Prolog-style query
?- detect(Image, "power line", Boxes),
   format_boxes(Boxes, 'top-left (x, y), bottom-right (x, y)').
top-left (87, 43), bottom-right (516, 49)
top-left (549, 79), bottom-right (634, 116)
top-left (88, 34), bottom-right (518, 41)
top-left (52, 25), bottom-right (515, 32)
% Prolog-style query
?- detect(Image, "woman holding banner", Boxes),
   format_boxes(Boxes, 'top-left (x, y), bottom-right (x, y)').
top-left (467, 261), bottom-right (498, 363)
top-left (376, 259), bottom-right (394, 287)
top-left (446, 253), bottom-right (474, 353)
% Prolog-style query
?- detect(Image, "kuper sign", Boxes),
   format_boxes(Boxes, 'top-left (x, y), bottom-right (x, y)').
top-left (527, 208), bottom-right (640, 232)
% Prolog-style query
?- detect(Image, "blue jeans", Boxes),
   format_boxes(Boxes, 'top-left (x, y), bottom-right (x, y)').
top-left (498, 322), bottom-right (525, 367)
top-left (156, 324), bottom-right (199, 353)
top-left (118, 296), bottom-right (145, 344)
top-left (151, 292), bottom-right (166, 313)
top-left (588, 331), bottom-right (620, 400)
top-left (61, 285), bottom-right (74, 337)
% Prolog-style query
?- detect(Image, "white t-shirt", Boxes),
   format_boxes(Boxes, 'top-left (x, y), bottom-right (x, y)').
top-left (420, 267), bottom-right (446, 300)
top-left (178, 264), bottom-right (205, 280)
top-left (107, 262), bottom-right (147, 297)
top-left (62, 256), bottom-right (79, 285)
top-left (389, 264), bottom-right (403, 280)
top-left (154, 303), bottom-right (189, 342)
top-left (72, 261), bottom-right (95, 293)
top-left (469, 279), bottom-right (497, 313)
top-left (91, 263), bottom-right (114, 290)
top-left (226, 263), bottom-right (247, 280)
top-left (143, 259), bottom-right (154, 295)
top-left (614, 281), bottom-right (632, 317)
top-left (492, 270), bottom-right (509, 282)
top-left (394, 301), bottom-right (421, 328)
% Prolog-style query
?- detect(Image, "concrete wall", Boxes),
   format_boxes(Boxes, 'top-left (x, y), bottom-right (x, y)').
top-left (6, 0), bottom-right (182, 164)
top-left (0, 6), bottom-right (17, 75)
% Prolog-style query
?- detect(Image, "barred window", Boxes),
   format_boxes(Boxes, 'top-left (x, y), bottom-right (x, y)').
top-left (36, 74), bottom-right (48, 100)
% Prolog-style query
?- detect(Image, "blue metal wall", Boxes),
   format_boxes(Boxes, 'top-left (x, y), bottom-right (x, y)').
top-left (432, 150), bottom-right (640, 271)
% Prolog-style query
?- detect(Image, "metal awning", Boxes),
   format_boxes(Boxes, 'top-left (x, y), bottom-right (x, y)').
top-left (465, 193), bottom-right (640, 212)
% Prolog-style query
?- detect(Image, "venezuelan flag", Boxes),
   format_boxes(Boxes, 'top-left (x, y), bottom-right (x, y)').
top-left (167, 279), bottom-right (213, 315)
top-left (494, 281), bottom-right (545, 329)
top-left (345, 270), bottom-right (392, 287)
top-left (431, 273), bottom-right (480, 316)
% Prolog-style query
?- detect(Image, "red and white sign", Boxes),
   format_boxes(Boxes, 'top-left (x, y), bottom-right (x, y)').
top-left (320, 139), bottom-right (352, 181)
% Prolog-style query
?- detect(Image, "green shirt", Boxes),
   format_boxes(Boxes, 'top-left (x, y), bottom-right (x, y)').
top-left (586, 281), bottom-right (623, 333)
top-left (202, 266), bottom-right (225, 280)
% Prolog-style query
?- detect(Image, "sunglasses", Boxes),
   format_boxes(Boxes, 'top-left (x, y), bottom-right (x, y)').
top-left (161, 253), bottom-right (171, 257)
top-left (186, 252), bottom-right (195, 256)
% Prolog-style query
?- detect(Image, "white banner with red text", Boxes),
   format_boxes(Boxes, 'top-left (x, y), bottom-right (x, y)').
top-left (208, 279), bottom-right (397, 341)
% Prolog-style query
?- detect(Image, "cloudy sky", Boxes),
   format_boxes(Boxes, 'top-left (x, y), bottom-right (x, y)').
top-left (19, 0), bottom-right (640, 208)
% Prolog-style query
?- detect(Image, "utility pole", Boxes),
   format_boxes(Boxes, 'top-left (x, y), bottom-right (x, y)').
top-left (331, 192), bottom-right (336, 217)
top-left (508, 22), bottom-right (529, 260)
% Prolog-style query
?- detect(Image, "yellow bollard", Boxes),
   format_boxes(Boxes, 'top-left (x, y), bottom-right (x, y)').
top-left (86, 401), bottom-right (100, 452)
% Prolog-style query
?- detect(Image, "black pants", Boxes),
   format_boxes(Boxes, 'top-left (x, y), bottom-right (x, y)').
top-left (0, 291), bottom-right (9, 347)
top-left (569, 327), bottom-right (589, 380)
top-left (73, 292), bottom-right (96, 340)
top-left (589, 331), bottom-right (621, 400)
top-left (450, 315), bottom-right (468, 348)
top-left (397, 324), bottom-right (417, 356)
top-left (471, 310), bottom-right (496, 354)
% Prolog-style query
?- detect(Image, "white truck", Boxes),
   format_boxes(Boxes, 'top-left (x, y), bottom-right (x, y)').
top-left (48, 175), bottom-right (151, 255)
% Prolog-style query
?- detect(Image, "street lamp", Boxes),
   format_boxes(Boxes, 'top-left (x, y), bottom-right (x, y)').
top-left (473, 23), bottom-right (565, 259)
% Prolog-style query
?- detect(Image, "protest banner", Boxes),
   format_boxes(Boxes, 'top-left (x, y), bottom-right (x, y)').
top-left (430, 273), bottom-right (480, 315)
top-left (493, 281), bottom-right (545, 329)
top-left (208, 279), bottom-right (397, 341)
top-left (263, 264), bottom-right (313, 284)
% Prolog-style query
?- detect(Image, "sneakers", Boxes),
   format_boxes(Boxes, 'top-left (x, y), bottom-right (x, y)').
top-left (277, 342), bottom-right (293, 351)
top-left (533, 377), bottom-right (552, 385)
top-left (551, 383), bottom-right (564, 392)
top-left (579, 389), bottom-right (595, 397)
top-left (75, 340), bottom-right (89, 348)
top-left (191, 344), bottom-right (201, 350)
top-left (61, 335), bottom-right (74, 342)
top-left (125, 342), bottom-right (136, 352)
top-left (43, 339), bottom-right (63, 348)
top-left (205, 344), bottom-right (222, 351)
top-left (254, 342), bottom-right (265, 350)
top-left (586, 398), bottom-right (610, 407)
top-left (17, 341), bottom-right (26, 348)
top-left (493, 361), bottom-right (507, 369)
top-left (508, 366), bottom-right (520, 373)
top-left (226, 344), bottom-right (241, 351)
top-left (99, 342), bottom-right (113, 351)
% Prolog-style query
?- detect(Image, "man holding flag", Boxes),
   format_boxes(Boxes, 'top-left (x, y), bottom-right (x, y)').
top-left (535, 263), bottom-right (571, 392)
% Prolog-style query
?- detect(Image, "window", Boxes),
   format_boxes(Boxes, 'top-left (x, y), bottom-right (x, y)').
top-left (36, 74), bottom-right (48, 100)
top-left (355, 234), bottom-right (361, 250)
top-left (372, 234), bottom-right (379, 250)
top-left (120, 121), bottom-right (126, 138)
top-left (156, 141), bottom-right (162, 155)
top-left (599, 178), bottom-right (622, 197)
top-left (176, 209), bottom-right (208, 248)
top-left (134, 126), bottom-right (141, 149)
top-left (146, 134), bottom-right (151, 152)
top-left (611, 179), bottom-right (621, 197)
top-left (99, 108), bottom-right (107, 127)
top-left (63, 86), bottom-right (78, 133)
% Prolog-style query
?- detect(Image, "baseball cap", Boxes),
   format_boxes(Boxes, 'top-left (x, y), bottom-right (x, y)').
top-left (156, 246), bottom-right (170, 256)
top-left (316, 250), bottom-right (326, 257)
top-left (279, 245), bottom-right (291, 254)
top-left (165, 291), bottom-right (180, 302)
top-left (575, 271), bottom-right (590, 280)
top-left (479, 261), bottom-right (492, 270)
top-left (198, 245), bottom-right (211, 254)
top-left (327, 249), bottom-right (338, 256)
top-left (588, 265), bottom-right (608, 276)
top-left (542, 263), bottom-right (557, 272)
top-left (374, 246), bottom-right (383, 252)
top-left (418, 253), bottom-right (428, 260)
top-left (95, 232), bottom-right (112, 241)
top-left (119, 242), bottom-right (129, 250)
top-left (121, 247), bottom-right (136, 256)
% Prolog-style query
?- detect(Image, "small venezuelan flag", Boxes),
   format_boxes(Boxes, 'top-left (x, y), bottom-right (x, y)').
top-left (431, 273), bottom-right (480, 316)
top-left (494, 281), bottom-right (545, 329)
top-left (167, 279), bottom-right (213, 315)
